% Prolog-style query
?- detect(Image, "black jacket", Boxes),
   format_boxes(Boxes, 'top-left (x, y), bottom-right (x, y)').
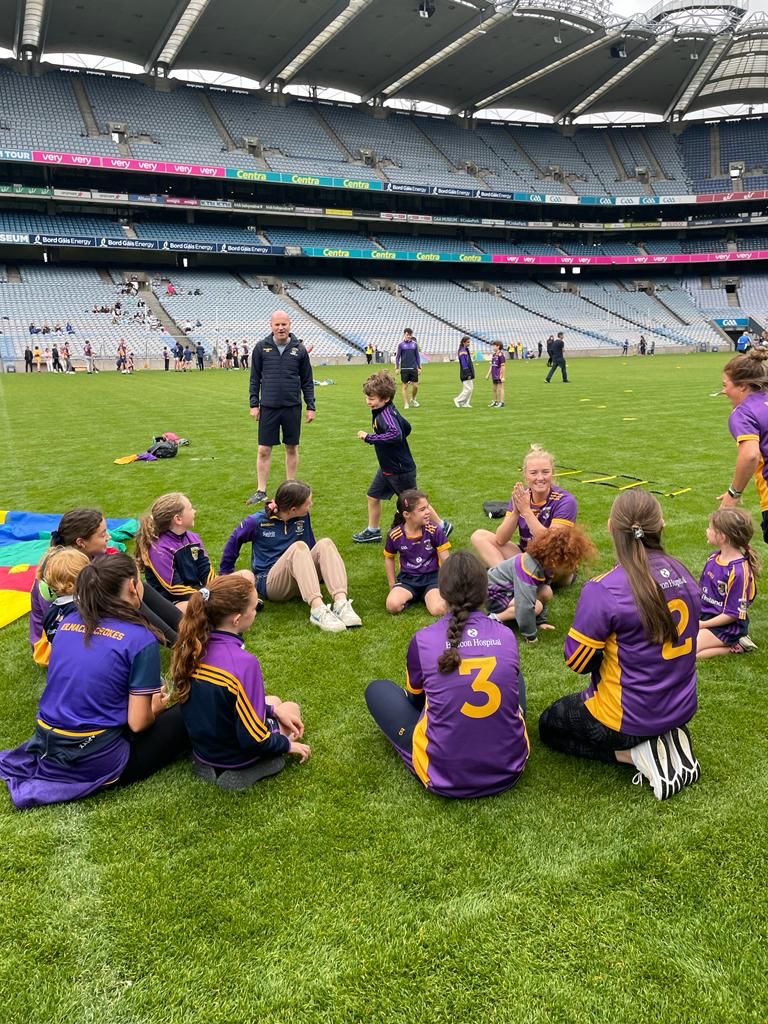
top-left (249, 333), bottom-right (315, 410)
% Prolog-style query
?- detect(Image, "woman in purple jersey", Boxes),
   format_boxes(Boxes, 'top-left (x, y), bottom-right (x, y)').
top-left (366, 550), bottom-right (529, 799)
top-left (719, 350), bottom-right (768, 542)
top-left (384, 490), bottom-right (451, 616)
top-left (171, 575), bottom-right (310, 789)
top-left (0, 554), bottom-right (189, 809)
top-left (539, 490), bottom-right (701, 801)
top-left (697, 507), bottom-right (758, 658)
top-left (472, 444), bottom-right (578, 585)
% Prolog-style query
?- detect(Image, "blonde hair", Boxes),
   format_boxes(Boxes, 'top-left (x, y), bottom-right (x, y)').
top-left (522, 443), bottom-right (556, 475)
top-left (37, 546), bottom-right (90, 596)
top-left (135, 492), bottom-right (188, 567)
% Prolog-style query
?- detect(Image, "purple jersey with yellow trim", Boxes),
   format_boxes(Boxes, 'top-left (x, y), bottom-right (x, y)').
top-left (145, 529), bottom-right (213, 602)
top-left (506, 487), bottom-right (578, 551)
top-left (699, 552), bottom-right (755, 643)
top-left (385, 522), bottom-right (450, 576)
top-left (728, 391), bottom-right (768, 509)
top-left (491, 351), bottom-right (505, 382)
top-left (563, 551), bottom-right (699, 735)
top-left (402, 611), bottom-right (528, 798)
top-left (180, 631), bottom-right (289, 769)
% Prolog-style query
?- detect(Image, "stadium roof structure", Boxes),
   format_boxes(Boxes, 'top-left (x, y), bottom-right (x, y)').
top-left (2, 0), bottom-right (768, 122)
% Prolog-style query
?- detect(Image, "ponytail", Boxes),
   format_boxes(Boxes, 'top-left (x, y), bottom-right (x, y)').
top-left (50, 507), bottom-right (103, 549)
top-left (135, 492), bottom-right (187, 567)
top-left (74, 553), bottom-right (160, 643)
top-left (436, 551), bottom-right (487, 674)
top-left (171, 575), bottom-right (256, 702)
top-left (710, 507), bottom-right (761, 577)
top-left (609, 490), bottom-right (678, 645)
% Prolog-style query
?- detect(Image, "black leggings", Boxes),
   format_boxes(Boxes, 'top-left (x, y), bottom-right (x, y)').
top-left (538, 693), bottom-right (653, 764)
top-left (365, 679), bottom-right (421, 752)
top-left (115, 705), bottom-right (190, 787)
top-left (140, 587), bottom-right (183, 645)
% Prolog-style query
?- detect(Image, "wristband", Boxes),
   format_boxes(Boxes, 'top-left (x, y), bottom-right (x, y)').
top-left (728, 486), bottom-right (742, 499)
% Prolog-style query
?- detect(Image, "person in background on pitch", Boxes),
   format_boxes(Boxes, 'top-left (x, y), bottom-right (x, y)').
top-left (395, 328), bottom-right (421, 410)
top-left (171, 574), bottom-right (310, 791)
top-left (366, 342), bottom-right (374, 365)
top-left (221, 480), bottom-right (360, 633)
top-left (454, 336), bottom-right (475, 408)
top-left (196, 342), bottom-right (205, 371)
top-left (538, 489), bottom-right (701, 802)
top-left (163, 346), bottom-right (170, 371)
top-left (365, 550), bottom-right (529, 799)
top-left (545, 332), bottom-right (569, 383)
top-left (486, 340), bottom-right (505, 408)
top-left (247, 310), bottom-right (315, 506)
top-left (697, 507), bottom-right (758, 657)
top-left (353, 371), bottom-right (453, 545)
top-left (240, 342), bottom-right (249, 370)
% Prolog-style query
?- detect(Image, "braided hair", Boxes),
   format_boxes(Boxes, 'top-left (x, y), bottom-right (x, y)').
top-left (436, 550), bottom-right (488, 674)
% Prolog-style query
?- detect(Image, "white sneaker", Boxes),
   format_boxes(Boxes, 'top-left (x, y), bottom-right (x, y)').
top-left (453, 397), bottom-right (463, 407)
top-left (464, 404), bottom-right (472, 408)
top-left (630, 735), bottom-right (682, 800)
top-left (665, 726), bottom-right (701, 787)
top-left (333, 598), bottom-right (362, 628)
top-left (410, 399), bottom-right (420, 407)
top-left (310, 604), bottom-right (346, 633)
top-left (404, 402), bottom-right (410, 409)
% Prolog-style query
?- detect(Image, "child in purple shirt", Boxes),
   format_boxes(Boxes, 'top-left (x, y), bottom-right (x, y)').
top-left (485, 340), bottom-right (506, 408)
top-left (539, 490), bottom-right (701, 801)
top-left (135, 492), bottom-right (216, 609)
top-left (171, 574), bottom-right (310, 789)
top-left (384, 490), bottom-right (451, 616)
top-left (366, 551), bottom-right (529, 799)
top-left (697, 508), bottom-right (758, 657)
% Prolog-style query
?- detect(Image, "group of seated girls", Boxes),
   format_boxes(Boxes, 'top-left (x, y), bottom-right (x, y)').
top-left (0, 446), bottom-right (758, 809)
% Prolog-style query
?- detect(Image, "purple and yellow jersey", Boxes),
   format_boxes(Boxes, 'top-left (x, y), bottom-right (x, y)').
top-left (491, 351), bottom-right (505, 382)
top-left (699, 552), bottom-right (755, 624)
top-left (29, 578), bottom-right (49, 650)
top-left (506, 487), bottom-right (578, 551)
top-left (385, 523), bottom-right (450, 576)
top-left (564, 552), bottom-right (699, 735)
top-left (395, 339), bottom-right (421, 371)
top-left (145, 530), bottom-right (214, 603)
top-left (403, 611), bottom-right (528, 798)
top-left (39, 611), bottom-right (161, 731)
top-left (728, 391), bottom-right (768, 509)
top-left (180, 631), bottom-right (290, 769)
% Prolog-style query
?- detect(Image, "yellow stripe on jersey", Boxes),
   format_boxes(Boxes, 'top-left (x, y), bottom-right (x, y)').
top-left (736, 433), bottom-right (760, 443)
top-left (37, 718), bottom-right (106, 738)
top-left (567, 627), bottom-right (606, 650)
top-left (405, 669), bottom-right (423, 694)
top-left (194, 664), bottom-right (270, 742)
top-left (436, 542), bottom-right (451, 553)
top-left (566, 643), bottom-right (596, 673)
top-left (412, 701), bottom-right (430, 786)
top-left (583, 633), bottom-right (623, 732)
top-left (521, 554), bottom-right (546, 582)
top-left (551, 517), bottom-right (575, 527)
top-left (384, 550), bottom-right (396, 558)
top-left (755, 456), bottom-right (768, 511)
top-left (146, 552), bottom-right (199, 595)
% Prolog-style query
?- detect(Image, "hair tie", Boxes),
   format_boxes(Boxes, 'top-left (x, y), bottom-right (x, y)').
top-left (631, 524), bottom-right (645, 540)
top-left (199, 587), bottom-right (210, 602)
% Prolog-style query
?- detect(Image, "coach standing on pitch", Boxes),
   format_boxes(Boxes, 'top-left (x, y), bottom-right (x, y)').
top-left (247, 311), bottom-right (315, 505)
top-left (544, 331), bottom-right (569, 384)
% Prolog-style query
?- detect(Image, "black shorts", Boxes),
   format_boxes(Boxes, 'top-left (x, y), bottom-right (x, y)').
top-left (258, 405), bottom-right (302, 447)
top-left (396, 570), bottom-right (440, 602)
top-left (538, 692), bottom-right (655, 764)
top-left (400, 368), bottom-right (419, 384)
top-left (762, 510), bottom-right (768, 545)
top-left (367, 468), bottom-right (417, 501)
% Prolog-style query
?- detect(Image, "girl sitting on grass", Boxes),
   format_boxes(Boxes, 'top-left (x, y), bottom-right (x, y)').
top-left (487, 525), bottom-right (596, 643)
top-left (366, 550), bottom-right (529, 799)
top-left (384, 490), bottom-right (451, 616)
top-left (538, 490), bottom-right (701, 801)
top-left (171, 574), bottom-right (310, 790)
top-left (0, 554), bottom-right (189, 809)
top-left (32, 546), bottom-right (89, 666)
top-left (697, 507), bottom-right (758, 658)
top-left (135, 492), bottom-right (216, 610)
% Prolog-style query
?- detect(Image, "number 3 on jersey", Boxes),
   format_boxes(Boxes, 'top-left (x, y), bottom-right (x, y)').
top-left (459, 657), bottom-right (501, 719)
top-left (661, 598), bottom-right (693, 661)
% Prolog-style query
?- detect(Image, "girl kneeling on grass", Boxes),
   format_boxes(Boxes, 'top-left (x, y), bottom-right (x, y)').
top-left (487, 525), bottom-right (596, 643)
top-left (384, 490), bottom-right (451, 616)
top-left (171, 575), bottom-right (310, 790)
top-left (697, 508), bottom-right (758, 658)
top-left (538, 490), bottom-right (701, 801)
top-left (220, 480), bottom-right (361, 633)
top-left (366, 550), bottom-right (529, 799)
top-left (0, 554), bottom-right (189, 809)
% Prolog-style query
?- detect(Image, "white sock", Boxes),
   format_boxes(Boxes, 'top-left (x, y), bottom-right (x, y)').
top-left (368, 524), bottom-right (379, 532)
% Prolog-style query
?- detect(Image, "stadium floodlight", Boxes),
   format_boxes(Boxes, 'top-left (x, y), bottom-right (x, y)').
top-left (419, 0), bottom-right (437, 18)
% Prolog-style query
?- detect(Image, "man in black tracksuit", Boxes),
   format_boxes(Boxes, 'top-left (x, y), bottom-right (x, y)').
top-left (247, 310), bottom-right (315, 504)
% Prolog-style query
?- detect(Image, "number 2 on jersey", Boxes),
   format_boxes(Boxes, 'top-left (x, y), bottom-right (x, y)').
top-left (459, 657), bottom-right (501, 719)
top-left (661, 598), bottom-right (692, 660)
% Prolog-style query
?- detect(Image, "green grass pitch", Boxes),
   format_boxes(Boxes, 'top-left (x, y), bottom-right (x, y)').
top-left (1, 354), bottom-right (766, 1024)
